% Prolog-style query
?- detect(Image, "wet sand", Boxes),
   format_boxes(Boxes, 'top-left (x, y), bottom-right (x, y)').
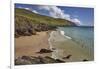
top-left (15, 31), bottom-right (51, 58)
top-left (49, 31), bottom-right (93, 62)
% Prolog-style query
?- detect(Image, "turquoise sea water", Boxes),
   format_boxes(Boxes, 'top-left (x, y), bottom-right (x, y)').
top-left (59, 26), bottom-right (94, 55)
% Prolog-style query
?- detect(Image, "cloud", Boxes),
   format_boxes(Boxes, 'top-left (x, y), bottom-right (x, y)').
top-left (71, 18), bottom-right (81, 25)
top-left (24, 8), bottom-right (31, 10)
top-left (38, 6), bottom-right (66, 18)
top-left (17, 6), bottom-right (82, 25)
top-left (63, 14), bottom-right (71, 21)
top-left (38, 5), bottom-right (50, 10)
top-left (19, 7), bottom-right (39, 14)
top-left (17, 6), bottom-right (30, 10)
top-left (32, 10), bottom-right (38, 14)
top-left (18, 6), bottom-right (23, 9)
top-left (38, 6), bottom-right (71, 20)
top-left (38, 5), bottom-right (82, 25)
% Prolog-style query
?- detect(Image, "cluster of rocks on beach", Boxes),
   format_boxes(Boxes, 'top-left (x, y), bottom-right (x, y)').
top-left (15, 48), bottom-right (88, 65)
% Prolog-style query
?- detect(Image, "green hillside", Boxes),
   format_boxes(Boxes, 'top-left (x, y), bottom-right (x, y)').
top-left (15, 8), bottom-right (76, 37)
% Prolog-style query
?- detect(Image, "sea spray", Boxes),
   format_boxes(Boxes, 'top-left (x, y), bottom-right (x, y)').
top-left (59, 30), bottom-right (72, 39)
top-left (48, 30), bottom-right (72, 59)
top-left (48, 31), bottom-right (53, 49)
top-left (48, 31), bottom-right (58, 59)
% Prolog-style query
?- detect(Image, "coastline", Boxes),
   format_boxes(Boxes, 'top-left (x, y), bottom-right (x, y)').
top-left (49, 29), bottom-right (93, 62)
top-left (15, 29), bottom-right (93, 64)
top-left (15, 31), bottom-right (66, 65)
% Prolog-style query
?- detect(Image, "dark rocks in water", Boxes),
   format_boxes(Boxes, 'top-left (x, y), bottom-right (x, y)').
top-left (15, 56), bottom-right (65, 65)
top-left (83, 59), bottom-right (88, 61)
top-left (63, 55), bottom-right (72, 59)
top-left (37, 49), bottom-right (53, 53)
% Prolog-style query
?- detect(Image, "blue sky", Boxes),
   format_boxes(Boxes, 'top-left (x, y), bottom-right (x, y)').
top-left (15, 3), bottom-right (94, 26)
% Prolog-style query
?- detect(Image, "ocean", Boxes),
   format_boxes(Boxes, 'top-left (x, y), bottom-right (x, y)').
top-left (58, 26), bottom-right (94, 55)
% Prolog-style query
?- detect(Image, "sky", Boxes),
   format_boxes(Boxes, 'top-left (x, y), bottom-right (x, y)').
top-left (15, 3), bottom-right (94, 26)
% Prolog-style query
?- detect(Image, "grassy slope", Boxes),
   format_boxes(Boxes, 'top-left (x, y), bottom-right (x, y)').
top-left (15, 8), bottom-right (76, 26)
top-left (15, 8), bottom-right (76, 37)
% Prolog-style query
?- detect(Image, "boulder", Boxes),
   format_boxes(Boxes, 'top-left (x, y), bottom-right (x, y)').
top-left (38, 49), bottom-right (53, 53)
top-left (55, 59), bottom-right (65, 63)
top-left (15, 57), bottom-right (32, 65)
top-left (15, 56), bottom-right (65, 65)
top-left (83, 59), bottom-right (88, 61)
top-left (63, 55), bottom-right (72, 59)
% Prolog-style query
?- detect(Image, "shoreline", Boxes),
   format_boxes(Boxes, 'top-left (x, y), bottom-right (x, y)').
top-left (49, 29), bottom-right (93, 62)
top-left (15, 29), bottom-right (93, 63)
top-left (58, 29), bottom-right (72, 40)
top-left (48, 31), bottom-right (54, 50)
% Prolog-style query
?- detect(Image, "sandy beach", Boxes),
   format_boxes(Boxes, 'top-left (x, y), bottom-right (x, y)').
top-left (15, 30), bottom-right (93, 62)
top-left (15, 31), bottom-right (51, 58)
top-left (49, 30), bottom-right (93, 62)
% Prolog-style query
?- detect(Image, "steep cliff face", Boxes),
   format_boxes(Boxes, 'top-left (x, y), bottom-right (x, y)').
top-left (15, 8), bottom-right (76, 37)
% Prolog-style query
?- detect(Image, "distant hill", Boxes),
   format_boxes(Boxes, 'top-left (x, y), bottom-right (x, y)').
top-left (15, 8), bottom-right (76, 37)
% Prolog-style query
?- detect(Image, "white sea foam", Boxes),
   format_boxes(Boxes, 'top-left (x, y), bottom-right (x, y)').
top-left (60, 30), bottom-right (72, 39)
top-left (48, 30), bottom-right (72, 59)
top-left (48, 32), bottom-right (53, 49)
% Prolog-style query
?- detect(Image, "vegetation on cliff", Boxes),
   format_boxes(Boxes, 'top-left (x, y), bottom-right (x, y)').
top-left (15, 8), bottom-right (76, 37)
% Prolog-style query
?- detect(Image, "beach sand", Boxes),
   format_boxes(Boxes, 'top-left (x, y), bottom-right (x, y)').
top-left (15, 30), bottom-right (93, 63)
top-left (50, 31), bottom-right (93, 62)
top-left (15, 31), bottom-right (51, 58)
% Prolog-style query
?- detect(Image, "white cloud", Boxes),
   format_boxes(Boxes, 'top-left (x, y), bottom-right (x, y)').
top-left (38, 6), bottom-right (72, 20)
top-left (38, 5), bottom-right (50, 10)
top-left (38, 6), bottom-right (65, 18)
top-left (24, 8), bottom-right (30, 10)
top-left (71, 18), bottom-right (81, 25)
top-left (18, 7), bottom-right (23, 9)
top-left (23, 7), bottom-right (39, 14)
top-left (63, 14), bottom-right (71, 21)
top-left (32, 10), bottom-right (38, 14)
top-left (17, 7), bottom-right (30, 10)
top-left (18, 6), bottom-right (82, 25)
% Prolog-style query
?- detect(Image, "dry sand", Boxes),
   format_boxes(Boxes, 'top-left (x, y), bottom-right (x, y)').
top-left (15, 31), bottom-right (51, 58)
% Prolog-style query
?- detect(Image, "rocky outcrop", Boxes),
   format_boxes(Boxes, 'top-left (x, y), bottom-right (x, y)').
top-left (15, 16), bottom-right (56, 38)
top-left (37, 49), bottom-right (53, 54)
top-left (15, 8), bottom-right (76, 38)
top-left (63, 55), bottom-right (72, 59)
top-left (83, 59), bottom-right (88, 61)
top-left (15, 56), bottom-right (65, 65)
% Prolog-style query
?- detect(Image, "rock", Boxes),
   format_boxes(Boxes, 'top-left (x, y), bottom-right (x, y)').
top-left (63, 55), bottom-right (72, 59)
top-left (28, 28), bottom-right (36, 35)
top-left (83, 59), bottom-right (88, 61)
top-left (15, 33), bottom-right (20, 38)
top-left (37, 49), bottom-right (53, 53)
top-left (15, 57), bottom-right (32, 65)
top-left (52, 48), bottom-right (56, 50)
top-left (15, 56), bottom-right (65, 65)
top-left (43, 56), bottom-right (57, 63)
top-left (23, 31), bottom-right (32, 36)
top-left (21, 56), bottom-right (32, 61)
top-left (55, 59), bottom-right (65, 63)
